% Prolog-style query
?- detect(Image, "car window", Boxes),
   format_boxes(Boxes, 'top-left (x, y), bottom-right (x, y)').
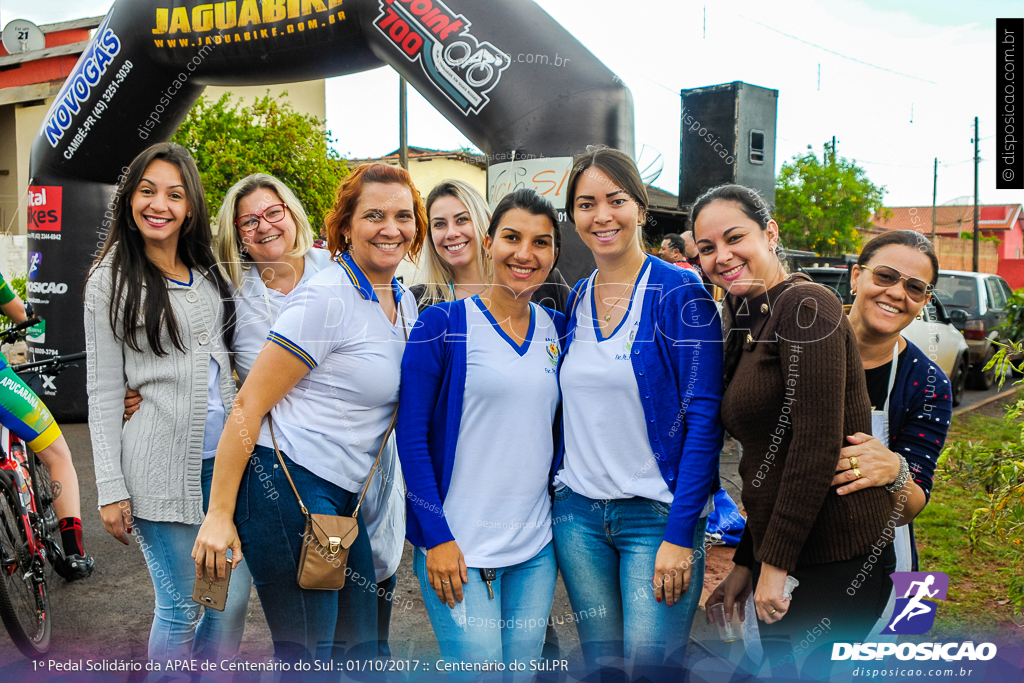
top-left (923, 301), bottom-right (936, 321)
top-left (987, 278), bottom-right (1007, 310)
top-left (998, 278), bottom-right (1014, 303)
top-left (934, 275), bottom-right (979, 312)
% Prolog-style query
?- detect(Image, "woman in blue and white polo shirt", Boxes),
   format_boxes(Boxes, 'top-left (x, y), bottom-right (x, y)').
top-left (553, 147), bottom-right (724, 680)
top-left (398, 188), bottom-right (565, 674)
top-left (191, 163), bottom-right (426, 670)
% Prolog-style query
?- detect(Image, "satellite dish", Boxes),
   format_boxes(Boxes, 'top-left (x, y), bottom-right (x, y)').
top-left (636, 144), bottom-right (664, 185)
top-left (939, 196), bottom-right (975, 237)
top-left (2, 20), bottom-right (45, 54)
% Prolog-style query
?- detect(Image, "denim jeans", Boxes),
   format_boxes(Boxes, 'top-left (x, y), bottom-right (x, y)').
top-left (132, 457), bottom-right (253, 662)
top-left (235, 445), bottom-right (378, 674)
top-left (552, 485), bottom-right (707, 682)
top-left (414, 542), bottom-right (557, 681)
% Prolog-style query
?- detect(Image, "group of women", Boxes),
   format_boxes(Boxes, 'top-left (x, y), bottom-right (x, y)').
top-left (82, 141), bottom-right (951, 680)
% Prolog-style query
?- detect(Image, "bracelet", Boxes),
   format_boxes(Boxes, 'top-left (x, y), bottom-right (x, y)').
top-left (885, 454), bottom-right (910, 493)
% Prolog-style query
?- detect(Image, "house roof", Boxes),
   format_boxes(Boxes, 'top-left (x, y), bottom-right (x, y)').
top-left (870, 204), bottom-right (1023, 235)
top-left (351, 146), bottom-right (486, 170)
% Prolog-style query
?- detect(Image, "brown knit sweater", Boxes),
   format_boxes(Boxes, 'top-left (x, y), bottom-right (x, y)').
top-left (721, 275), bottom-right (893, 572)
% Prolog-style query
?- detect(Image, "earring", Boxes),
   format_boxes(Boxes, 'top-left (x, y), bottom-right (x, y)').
top-left (187, 212), bottom-right (192, 218)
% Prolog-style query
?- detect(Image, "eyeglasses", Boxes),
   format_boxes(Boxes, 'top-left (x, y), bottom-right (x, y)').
top-left (861, 264), bottom-right (933, 302)
top-left (235, 203), bottom-right (287, 234)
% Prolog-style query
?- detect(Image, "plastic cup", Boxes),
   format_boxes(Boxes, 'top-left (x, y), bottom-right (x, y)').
top-left (710, 602), bottom-right (743, 642)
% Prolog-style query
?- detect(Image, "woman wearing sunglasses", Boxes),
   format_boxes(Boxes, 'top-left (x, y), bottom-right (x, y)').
top-left (835, 231), bottom-right (953, 636)
top-left (696, 184), bottom-right (894, 675)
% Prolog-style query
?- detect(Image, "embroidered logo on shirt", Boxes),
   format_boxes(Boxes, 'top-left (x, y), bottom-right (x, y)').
top-left (547, 340), bottom-right (559, 366)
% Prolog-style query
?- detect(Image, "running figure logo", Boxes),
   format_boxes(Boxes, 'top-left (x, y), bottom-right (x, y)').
top-left (884, 571), bottom-right (949, 635)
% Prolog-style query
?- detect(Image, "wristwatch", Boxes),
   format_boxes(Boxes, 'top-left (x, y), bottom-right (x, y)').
top-left (885, 454), bottom-right (910, 493)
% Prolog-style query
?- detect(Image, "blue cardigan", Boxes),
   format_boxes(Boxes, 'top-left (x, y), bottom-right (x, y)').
top-left (560, 256), bottom-right (724, 547)
top-left (887, 339), bottom-right (953, 571)
top-left (397, 300), bottom-right (567, 549)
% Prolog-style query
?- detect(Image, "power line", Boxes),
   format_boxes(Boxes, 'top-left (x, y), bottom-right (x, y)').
top-left (737, 15), bottom-right (938, 85)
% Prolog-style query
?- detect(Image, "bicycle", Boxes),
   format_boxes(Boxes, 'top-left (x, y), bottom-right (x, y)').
top-left (0, 315), bottom-right (85, 658)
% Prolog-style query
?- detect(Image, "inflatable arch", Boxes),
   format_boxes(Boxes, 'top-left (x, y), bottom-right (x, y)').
top-left (27, 0), bottom-right (633, 419)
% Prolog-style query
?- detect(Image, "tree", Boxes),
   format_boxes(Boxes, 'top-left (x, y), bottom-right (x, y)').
top-left (774, 144), bottom-right (887, 257)
top-left (172, 92), bottom-right (347, 236)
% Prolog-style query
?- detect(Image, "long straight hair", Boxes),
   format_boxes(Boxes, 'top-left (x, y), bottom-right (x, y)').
top-left (417, 179), bottom-right (493, 304)
top-left (88, 142), bottom-right (234, 355)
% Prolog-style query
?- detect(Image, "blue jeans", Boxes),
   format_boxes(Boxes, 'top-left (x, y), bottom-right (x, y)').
top-left (552, 485), bottom-right (707, 682)
top-left (414, 542), bottom-right (557, 680)
top-left (132, 457), bottom-right (253, 662)
top-left (235, 445), bottom-right (378, 673)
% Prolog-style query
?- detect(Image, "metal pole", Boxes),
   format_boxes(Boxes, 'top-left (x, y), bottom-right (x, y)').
top-left (931, 157), bottom-right (937, 241)
top-left (972, 117), bottom-right (980, 273)
top-left (399, 76), bottom-right (409, 171)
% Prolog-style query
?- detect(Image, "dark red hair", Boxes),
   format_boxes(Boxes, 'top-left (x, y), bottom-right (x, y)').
top-left (324, 163), bottom-right (428, 258)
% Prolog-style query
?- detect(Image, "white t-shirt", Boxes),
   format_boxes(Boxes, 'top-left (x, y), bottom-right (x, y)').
top-left (202, 358), bottom-right (223, 460)
top-left (438, 297), bottom-right (561, 568)
top-left (555, 263), bottom-right (672, 504)
top-left (231, 248), bottom-right (333, 381)
top-left (259, 254), bottom-right (418, 495)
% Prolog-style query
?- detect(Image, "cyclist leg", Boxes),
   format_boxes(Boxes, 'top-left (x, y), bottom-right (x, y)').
top-left (33, 436), bottom-right (82, 520)
top-left (0, 363), bottom-right (91, 576)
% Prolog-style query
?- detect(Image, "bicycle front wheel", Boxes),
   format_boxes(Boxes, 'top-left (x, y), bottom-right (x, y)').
top-left (0, 481), bottom-right (50, 658)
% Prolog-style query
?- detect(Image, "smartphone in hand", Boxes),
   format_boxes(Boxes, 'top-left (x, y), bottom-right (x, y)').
top-left (192, 563), bottom-right (232, 612)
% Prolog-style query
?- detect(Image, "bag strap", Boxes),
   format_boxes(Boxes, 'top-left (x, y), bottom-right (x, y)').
top-left (268, 298), bottom-right (409, 522)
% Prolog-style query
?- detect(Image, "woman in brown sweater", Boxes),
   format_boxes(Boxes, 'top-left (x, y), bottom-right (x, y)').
top-left (695, 185), bottom-right (895, 673)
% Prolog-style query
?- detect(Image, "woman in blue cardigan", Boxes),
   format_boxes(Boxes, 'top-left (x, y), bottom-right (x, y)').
top-left (397, 188), bottom-right (566, 675)
top-left (553, 147), bottom-right (724, 679)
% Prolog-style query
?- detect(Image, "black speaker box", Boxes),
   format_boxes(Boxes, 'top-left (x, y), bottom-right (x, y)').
top-left (679, 81), bottom-right (778, 209)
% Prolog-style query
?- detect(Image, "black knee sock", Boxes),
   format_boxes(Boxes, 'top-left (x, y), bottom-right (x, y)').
top-left (58, 517), bottom-right (84, 556)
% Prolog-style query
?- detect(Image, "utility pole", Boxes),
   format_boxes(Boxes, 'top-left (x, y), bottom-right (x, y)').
top-left (399, 76), bottom-right (409, 171)
top-left (831, 135), bottom-right (836, 165)
top-left (931, 158), bottom-right (937, 240)
top-left (972, 117), bottom-right (980, 273)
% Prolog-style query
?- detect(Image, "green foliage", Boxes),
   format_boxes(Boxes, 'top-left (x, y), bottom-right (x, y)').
top-left (774, 144), bottom-right (887, 257)
top-left (948, 342), bottom-right (1024, 615)
top-left (1001, 289), bottom-right (1024, 342)
top-left (171, 92), bottom-right (347, 236)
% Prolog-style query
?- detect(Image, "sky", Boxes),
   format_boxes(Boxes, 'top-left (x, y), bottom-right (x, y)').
top-left (3, 0), bottom-right (1021, 209)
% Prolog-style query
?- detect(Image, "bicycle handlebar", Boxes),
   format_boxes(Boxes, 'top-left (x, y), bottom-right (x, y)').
top-left (0, 317), bottom-right (41, 344)
top-left (11, 351), bottom-right (86, 376)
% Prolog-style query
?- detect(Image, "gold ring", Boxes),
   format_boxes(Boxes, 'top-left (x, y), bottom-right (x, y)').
top-left (770, 608), bottom-right (777, 614)
top-left (849, 456), bottom-right (858, 468)
top-left (853, 467), bottom-right (862, 478)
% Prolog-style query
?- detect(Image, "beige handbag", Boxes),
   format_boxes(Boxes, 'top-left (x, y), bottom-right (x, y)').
top-left (267, 304), bottom-right (407, 590)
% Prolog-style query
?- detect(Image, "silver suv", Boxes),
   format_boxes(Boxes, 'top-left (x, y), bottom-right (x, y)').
top-left (932, 270), bottom-right (1019, 390)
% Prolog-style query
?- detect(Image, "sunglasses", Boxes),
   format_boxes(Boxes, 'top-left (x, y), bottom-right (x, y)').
top-left (235, 203), bottom-right (287, 234)
top-left (860, 264), bottom-right (933, 302)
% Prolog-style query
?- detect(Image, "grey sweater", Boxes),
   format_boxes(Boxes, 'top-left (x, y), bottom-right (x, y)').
top-left (84, 258), bottom-right (236, 524)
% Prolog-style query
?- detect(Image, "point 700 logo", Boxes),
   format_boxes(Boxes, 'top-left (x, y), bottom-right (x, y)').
top-left (885, 571), bottom-right (949, 635)
top-left (374, 0), bottom-right (511, 115)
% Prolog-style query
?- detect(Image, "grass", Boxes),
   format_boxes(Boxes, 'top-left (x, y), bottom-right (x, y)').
top-left (910, 389), bottom-right (1024, 640)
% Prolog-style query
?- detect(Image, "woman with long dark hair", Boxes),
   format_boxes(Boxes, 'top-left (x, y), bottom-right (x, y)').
top-left (84, 142), bottom-right (247, 661)
top-left (553, 147), bottom-right (724, 680)
top-left (398, 188), bottom-right (564, 675)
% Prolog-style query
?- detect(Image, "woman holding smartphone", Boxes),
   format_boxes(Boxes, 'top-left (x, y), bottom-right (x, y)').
top-left (398, 188), bottom-right (564, 676)
top-left (84, 142), bottom-right (246, 661)
top-left (191, 163), bottom-right (425, 669)
top-left (553, 146), bottom-right (724, 680)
